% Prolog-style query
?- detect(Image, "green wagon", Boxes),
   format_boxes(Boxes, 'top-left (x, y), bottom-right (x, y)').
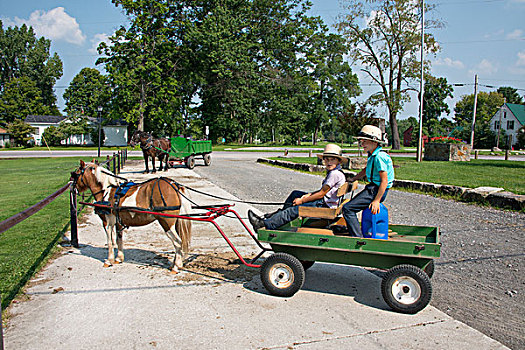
top-left (168, 136), bottom-right (212, 169)
top-left (256, 218), bottom-right (441, 314)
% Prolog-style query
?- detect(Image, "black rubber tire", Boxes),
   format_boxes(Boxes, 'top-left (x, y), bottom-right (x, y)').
top-left (381, 264), bottom-right (432, 314)
top-left (185, 155), bottom-right (195, 169)
top-left (423, 260), bottom-right (435, 279)
top-left (203, 153), bottom-right (211, 166)
top-left (260, 253), bottom-right (305, 297)
top-left (300, 260), bottom-right (315, 271)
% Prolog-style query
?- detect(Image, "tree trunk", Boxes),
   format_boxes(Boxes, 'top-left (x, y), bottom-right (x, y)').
top-left (138, 82), bottom-right (145, 131)
top-left (389, 110), bottom-right (401, 150)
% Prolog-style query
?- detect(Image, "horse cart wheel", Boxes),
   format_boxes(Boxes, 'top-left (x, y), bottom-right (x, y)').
top-left (203, 153), bottom-right (212, 166)
top-left (381, 264), bottom-right (432, 314)
top-left (261, 253), bottom-right (305, 297)
top-left (185, 155), bottom-right (195, 169)
top-left (300, 260), bottom-right (315, 271)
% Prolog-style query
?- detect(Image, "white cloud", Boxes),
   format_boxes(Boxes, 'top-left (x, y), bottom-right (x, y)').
top-left (6, 7), bottom-right (85, 45)
top-left (433, 57), bottom-right (465, 69)
top-left (516, 51), bottom-right (525, 66)
top-left (89, 33), bottom-right (111, 54)
top-left (469, 59), bottom-right (498, 75)
top-left (506, 29), bottom-right (523, 40)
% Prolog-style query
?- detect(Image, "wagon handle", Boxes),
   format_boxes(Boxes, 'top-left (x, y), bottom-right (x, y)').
top-left (356, 241), bottom-right (367, 246)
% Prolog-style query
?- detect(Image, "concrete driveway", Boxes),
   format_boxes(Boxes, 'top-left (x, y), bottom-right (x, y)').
top-left (3, 162), bottom-right (507, 349)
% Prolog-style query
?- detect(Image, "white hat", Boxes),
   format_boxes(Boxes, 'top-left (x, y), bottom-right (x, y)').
top-left (316, 144), bottom-right (348, 164)
top-left (356, 125), bottom-right (388, 145)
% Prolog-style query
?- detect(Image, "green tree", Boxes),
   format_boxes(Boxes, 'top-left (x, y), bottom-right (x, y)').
top-left (63, 68), bottom-right (110, 118)
top-left (453, 91), bottom-right (504, 125)
top-left (97, 0), bottom-right (180, 133)
top-left (59, 116), bottom-right (92, 140)
top-left (42, 125), bottom-right (65, 146)
top-left (5, 119), bottom-right (35, 146)
top-left (337, 102), bottom-right (377, 142)
top-left (423, 76), bottom-right (453, 131)
top-left (336, 0), bottom-right (442, 149)
top-left (0, 77), bottom-right (52, 124)
top-left (0, 21), bottom-right (62, 114)
top-left (497, 86), bottom-right (523, 105)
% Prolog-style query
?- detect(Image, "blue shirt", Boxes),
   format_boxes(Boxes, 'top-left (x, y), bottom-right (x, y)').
top-left (366, 147), bottom-right (394, 189)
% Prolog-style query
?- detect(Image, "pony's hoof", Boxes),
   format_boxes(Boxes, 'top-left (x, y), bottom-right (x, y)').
top-left (114, 259), bottom-right (122, 264)
top-left (103, 260), bottom-right (113, 267)
top-left (169, 269), bottom-right (179, 275)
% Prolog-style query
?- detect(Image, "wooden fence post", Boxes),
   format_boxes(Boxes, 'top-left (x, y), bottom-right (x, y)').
top-left (505, 150), bottom-right (509, 160)
top-left (474, 150), bottom-right (478, 159)
top-left (117, 151), bottom-right (121, 171)
top-left (112, 153), bottom-right (116, 174)
top-left (70, 187), bottom-right (79, 248)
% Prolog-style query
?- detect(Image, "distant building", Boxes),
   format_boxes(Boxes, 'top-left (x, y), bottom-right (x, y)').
top-left (25, 115), bottom-right (128, 146)
top-left (0, 127), bottom-right (13, 147)
top-left (489, 103), bottom-right (525, 147)
top-left (25, 115), bottom-right (67, 145)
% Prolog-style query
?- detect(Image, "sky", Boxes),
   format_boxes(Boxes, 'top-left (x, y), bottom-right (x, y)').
top-left (1, 0), bottom-right (524, 120)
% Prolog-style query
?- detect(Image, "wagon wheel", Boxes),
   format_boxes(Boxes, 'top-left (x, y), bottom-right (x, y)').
top-left (381, 264), bottom-right (432, 314)
top-left (203, 153), bottom-right (212, 166)
top-left (300, 260), bottom-right (315, 271)
top-left (423, 260), bottom-right (435, 279)
top-left (185, 155), bottom-right (195, 169)
top-left (261, 253), bottom-right (305, 297)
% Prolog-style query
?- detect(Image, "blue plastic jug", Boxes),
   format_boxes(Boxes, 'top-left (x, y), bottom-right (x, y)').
top-left (361, 203), bottom-right (389, 240)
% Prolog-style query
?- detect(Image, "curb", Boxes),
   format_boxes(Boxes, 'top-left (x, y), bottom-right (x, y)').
top-left (257, 158), bottom-right (525, 211)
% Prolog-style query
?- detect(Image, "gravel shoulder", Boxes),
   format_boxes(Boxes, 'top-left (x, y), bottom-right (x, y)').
top-left (194, 152), bottom-right (525, 350)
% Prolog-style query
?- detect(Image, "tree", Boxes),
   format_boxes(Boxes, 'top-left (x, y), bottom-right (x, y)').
top-left (63, 68), bottom-right (110, 118)
top-left (453, 91), bottom-right (504, 125)
top-left (423, 76), bottom-right (453, 131)
top-left (0, 21), bottom-right (62, 114)
top-left (5, 119), bottom-right (35, 146)
top-left (0, 77), bottom-right (52, 124)
top-left (454, 92), bottom-right (504, 149)
top-left (42, 125), bottom-right (65, 146)
top-left (336, 0), bottom-right (441, 149)
top-left (337, 102), bottom-right (377, 142)
top-left (497, 86), bottom-right (523, 105)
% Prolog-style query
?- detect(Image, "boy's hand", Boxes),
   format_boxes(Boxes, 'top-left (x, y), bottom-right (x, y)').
top-left (369, 200), bottom-right (381, 214)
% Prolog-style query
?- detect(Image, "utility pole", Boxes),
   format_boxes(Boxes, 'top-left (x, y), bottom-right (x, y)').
top-left (97, 106), bottom-right (103, 158)
top-left (417, 0), bottom-right (425, 162)
top-left (470, 75), bottom-right (478, 148)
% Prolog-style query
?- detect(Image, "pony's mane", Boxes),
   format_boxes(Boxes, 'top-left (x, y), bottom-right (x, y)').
top-left (88, 162), bottom-right (120, 188)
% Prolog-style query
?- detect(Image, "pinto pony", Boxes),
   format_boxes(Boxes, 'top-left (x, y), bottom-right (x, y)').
top-left (129, 131), bottom-right (171, 173)
top-left (70, 160), bottom-right (192, 273)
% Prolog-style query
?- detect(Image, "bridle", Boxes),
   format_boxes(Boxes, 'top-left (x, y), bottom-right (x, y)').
top-left (71, 165), bottom-right (106, 199)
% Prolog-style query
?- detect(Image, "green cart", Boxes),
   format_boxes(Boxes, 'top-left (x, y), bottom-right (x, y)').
top-left (256, 219), bottom-right (441, 314)
top-left (168, 136), bottom-right (212, 169)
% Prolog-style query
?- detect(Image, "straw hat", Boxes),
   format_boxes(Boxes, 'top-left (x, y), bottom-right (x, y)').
top-left (355, 125), bottom-right (388, 145)
top-left (316, 144), bottom-right (348, 164)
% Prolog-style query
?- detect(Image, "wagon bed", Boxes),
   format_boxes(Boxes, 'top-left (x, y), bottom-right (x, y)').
top-left (168, 136), bottom-right (212, 169)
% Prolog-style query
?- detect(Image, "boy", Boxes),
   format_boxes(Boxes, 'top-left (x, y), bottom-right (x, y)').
top-left (248, 144), bottom-right (347, 231)
top-left (342, 125), bottom-right (394, 237)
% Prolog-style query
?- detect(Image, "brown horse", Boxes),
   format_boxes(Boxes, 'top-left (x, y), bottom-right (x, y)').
top-left (129, 131), bottom-right (171, 173)
top-left (70, 160), bottom-right (192, 273)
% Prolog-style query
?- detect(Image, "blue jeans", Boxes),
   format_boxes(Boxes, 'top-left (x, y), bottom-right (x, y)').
top-left (264, 190), bottom-right (328, 230)
top-left (341, 184), bottom-right (389, 237)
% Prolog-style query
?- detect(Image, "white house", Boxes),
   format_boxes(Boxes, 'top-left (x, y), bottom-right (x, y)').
top-left (25, 115), bottom-right (66, 145)
top-left (0, 127), bottom-right (13, 147)
top-left (25, 115), bottom-right (128, 146)
top-left (489, 103), bottom-right (525, 147)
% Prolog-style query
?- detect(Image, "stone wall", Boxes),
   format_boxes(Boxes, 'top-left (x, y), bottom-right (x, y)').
top-left (424, 143), bottom-right (471, 161)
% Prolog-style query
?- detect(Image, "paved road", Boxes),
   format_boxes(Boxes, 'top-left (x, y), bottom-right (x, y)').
top-left (194, 152), bottom-right (525, 350)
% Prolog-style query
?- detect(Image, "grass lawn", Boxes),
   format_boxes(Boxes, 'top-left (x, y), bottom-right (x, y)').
top-left (0, 157), bottom-right (93, 310)
top-left (282, 156), bottom-right (525, 195)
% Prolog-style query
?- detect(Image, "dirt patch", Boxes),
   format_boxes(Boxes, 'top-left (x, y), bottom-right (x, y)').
top-left (178, 252), bottom-right (258, 283)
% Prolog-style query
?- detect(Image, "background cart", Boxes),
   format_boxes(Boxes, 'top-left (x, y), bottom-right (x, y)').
top-left (168, 136), bottom-right (212, 169)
